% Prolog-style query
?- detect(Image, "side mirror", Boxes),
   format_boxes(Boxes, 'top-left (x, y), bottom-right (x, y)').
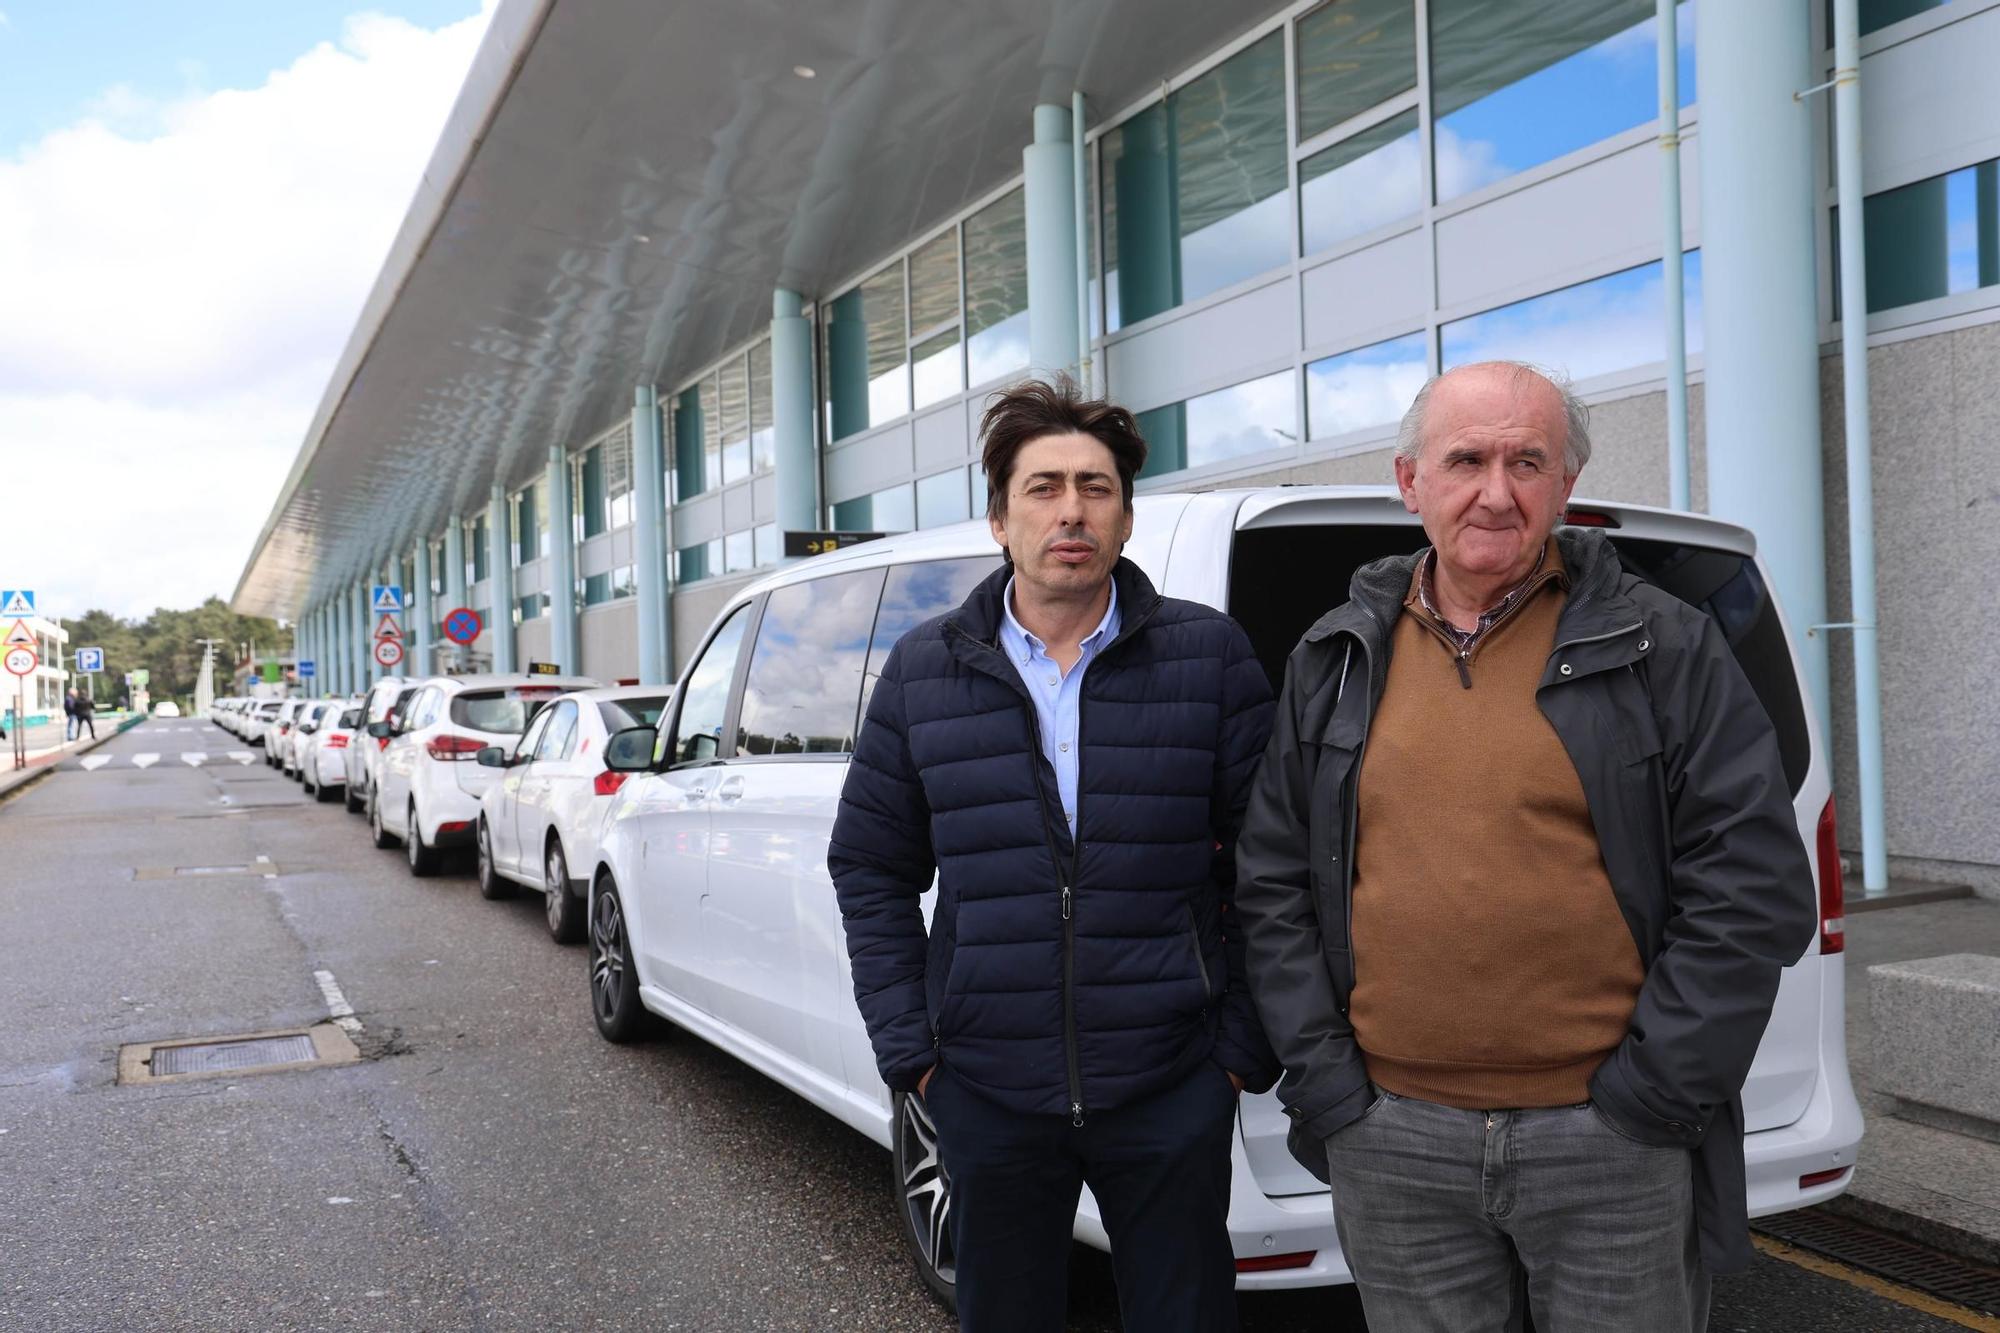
top-left (476, 745), bottom-right (508, 768)
top-left (299, 723), bottom-right (317, 735)
top-left (366, 720), bottom-right (392, 739)
top-left (604, 726), bottom-right (658, 772)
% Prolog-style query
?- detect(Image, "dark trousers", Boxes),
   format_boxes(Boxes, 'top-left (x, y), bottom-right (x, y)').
top-left (77, 715), bottom-right (94, 738)
top-left (925, 1059), bottom-right (1240, 1333)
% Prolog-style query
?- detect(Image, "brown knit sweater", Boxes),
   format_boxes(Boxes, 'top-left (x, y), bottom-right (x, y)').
top-left (1348, 543), bottom-right (1644, 1109)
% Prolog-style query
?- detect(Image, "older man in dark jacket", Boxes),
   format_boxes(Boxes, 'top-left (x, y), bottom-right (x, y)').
top-left (1236, 362), bottom-right (1815, 1333)
top-left (830, 378), bottom-right (1278, 1332)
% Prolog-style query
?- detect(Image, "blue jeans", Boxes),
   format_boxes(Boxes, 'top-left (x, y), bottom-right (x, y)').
top-left (925, 1059), bottom-right (1240, 1333)
top-left (1325, 1093), bottom-right (1709, 1333)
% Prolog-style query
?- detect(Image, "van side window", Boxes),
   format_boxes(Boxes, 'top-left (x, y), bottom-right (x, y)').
top-left (736, 569), bottom-right (886, 757)
top-left (857, 557), bottom-right (1002, 727)
top-left (666, 604), bottom-right (752, 766)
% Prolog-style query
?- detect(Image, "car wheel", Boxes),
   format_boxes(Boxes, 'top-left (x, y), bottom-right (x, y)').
top-left (589, 876), bottom-right (651, 1043)
top-left (368, 788), bottom-right (399, 849)
top-left (314, 780), bottom-right (338, 804)
top-left (405, 801), bottom-right (441, 877)
top-left (544, 839), bottom-right (586, 944)
top-left (345, 780), bottom-right (365, 814)
top-left (892, 1089), bottom-right (958, 1313)
top-left (476, 817), bottom-right (514, 900)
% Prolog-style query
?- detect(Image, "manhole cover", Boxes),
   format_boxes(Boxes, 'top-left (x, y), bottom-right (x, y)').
top-left (119, 1024), bottom-right (360, 1085)
top-left (152, 1033), bottom-right (315, 1075)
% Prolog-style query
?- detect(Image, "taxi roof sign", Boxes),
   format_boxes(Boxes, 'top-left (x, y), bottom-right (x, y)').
top-left (526, 661), bottom-right (563, 676)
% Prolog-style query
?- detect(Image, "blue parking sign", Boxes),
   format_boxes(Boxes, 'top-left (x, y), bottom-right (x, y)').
top-left (299, 659), bottom-right (316, 678)
top-left (75, 647), bottom-right (104, 673)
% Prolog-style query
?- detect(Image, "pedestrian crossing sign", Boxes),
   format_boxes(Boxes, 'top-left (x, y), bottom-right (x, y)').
top-left (3, 620), bottom-right (34, 648)
top-left (370, 585), bottom-right (404, 614)
top-left (0, 589), bottom-right (34, 617)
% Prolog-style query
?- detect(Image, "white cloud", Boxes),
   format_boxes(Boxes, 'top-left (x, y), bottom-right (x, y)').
top-left (0, 4), bottom-right (494, 620)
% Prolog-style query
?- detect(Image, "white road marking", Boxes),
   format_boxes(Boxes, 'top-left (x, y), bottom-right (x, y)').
top-left (79, 756), bottom-right (110, 771)
top-left (313, 969), bottom-right (363, 1036)
top-left (132, 754), bottom-right (158, 769)
top-left (228, 751), bottom-right (254, 764)
top-left (180, 753), bottom-right (206, 767)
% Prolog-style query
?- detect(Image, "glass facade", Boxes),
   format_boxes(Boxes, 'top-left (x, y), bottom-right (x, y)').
top-left (1136, 369), bottom-right (1297, 479)
top-left (1855, 0), bottom-right (1952, 37)
top-left (1431, 0), bottom-right (1694, 203)
top-left (915, 468), bottom-right (973, 529)
top-left (1300, 108), bottom-right (1421, 254)
top-left (964, 188), bottom-right (1029, 387)
top-left (833, 483), bottom-right (916, 534)
top-left (824, 263), bottom-right (909, 441)
top-left (910, 229), bottom-right (962, 410)
top-left (513, 480), bottom-right (547, 565)
top-left (1852, 158), bottom-right (2000, 315)
top-left (468, 515), bottom-right (488, 584)
top-left (1295, 0), bottom-right (1417, 141)
top-left (1306, 331), bottom-right (1429, 441)
top-left (1103, 32), bottom-right (1290, 331)
top-left (675, 539), bottom-right (724, 584)
top-left (1441, 251), bottom-right (1704, 380)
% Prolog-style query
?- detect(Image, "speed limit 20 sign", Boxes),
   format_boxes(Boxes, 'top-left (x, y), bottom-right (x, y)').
top-left (373, 638), bottom-right (404, 668)
top-left (3, 646), bottom-right (36, 676)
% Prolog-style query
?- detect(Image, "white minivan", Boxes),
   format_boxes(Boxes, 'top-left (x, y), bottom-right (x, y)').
top-left (584, 488), bottom-right (1863, 1309)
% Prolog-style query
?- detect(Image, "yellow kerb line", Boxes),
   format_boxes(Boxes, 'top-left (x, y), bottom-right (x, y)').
top-left (1752, 1234), bottom-right (2000, 1332)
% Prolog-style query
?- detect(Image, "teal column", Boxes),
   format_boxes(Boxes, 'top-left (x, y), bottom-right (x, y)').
top-left (772, 288), bottom-right (817, 541)
top-left (1698, 0), bottom-right (1829, 727)
top-left (546, 445), bottom-right (579, 673)
top-left (1024, 103), bottom-right (1080, 378)
top-left (632, 385), bottom-right (671, 684)
top-left (488, 483), bottom-right (516, 674)
top-left (825, 287), bottom-right (869, 443)
top-left (326, 601), bottom-right (340, 696)
top-left (352, 579), bottom-right (371, 689)
top-left (443, 514), bottom-right (466, 669)
top-left (413, 540), bottom-right (434, 678)
top-left (1113, 103), bottom-right (1180, 328)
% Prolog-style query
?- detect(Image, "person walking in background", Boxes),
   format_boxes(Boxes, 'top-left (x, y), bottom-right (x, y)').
top-left (830, 376), bottom-right (1278, 1332)
top-left (1235, 361), bottom-right (1814, 1332)
top-left (74, 690), bottom-right (96, 740)
top-left (63, 688), bottom-right (78, 740)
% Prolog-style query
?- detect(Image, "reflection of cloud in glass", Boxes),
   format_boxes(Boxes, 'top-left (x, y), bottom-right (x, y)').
top-left (1441, 251), bottom-right (1703, 382)
top-left (738, 572), bottom-right (884, 755)
top-left (1187, 369), bottom-right (1296, 468)
top-left (859, 556), bottom-right (1000, 723)
top-left (1181, 192), bottom-right (1292, 303)
top-left (968, 312), bottom-right (1029, 386)
top-left (1307, 332), bottom-right (1429, 439)
top-left (1432, 125), bottom-right (1511, 201)
top-left (1301, 112), bottom-right (1421, 255)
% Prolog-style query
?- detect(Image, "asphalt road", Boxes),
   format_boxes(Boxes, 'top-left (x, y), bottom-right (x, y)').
top-left (0, 718), bottom-right (1981, 1332)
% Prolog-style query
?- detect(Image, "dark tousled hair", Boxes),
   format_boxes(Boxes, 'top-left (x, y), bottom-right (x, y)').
top-left (978, 375), bottom-right (1148, 522)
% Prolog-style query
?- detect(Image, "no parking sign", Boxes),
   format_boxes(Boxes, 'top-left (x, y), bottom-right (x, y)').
top-left (442, 607), bottom-right (482, 645)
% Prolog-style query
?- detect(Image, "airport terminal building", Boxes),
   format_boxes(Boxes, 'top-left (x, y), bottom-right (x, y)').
top-left (232, 0), bottom-right (2000, 891)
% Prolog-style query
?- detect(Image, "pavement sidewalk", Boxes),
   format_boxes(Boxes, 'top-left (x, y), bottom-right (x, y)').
top-left (1830, 890), bottom-right (2000, 1266)
top-left (0, 710), bottom-right (141, 801)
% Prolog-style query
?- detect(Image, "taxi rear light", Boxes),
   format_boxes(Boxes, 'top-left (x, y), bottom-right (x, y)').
top-left (326, 735), bottom-right (349, 749)
top-left (426, 734), bottom-right (486, 761)
top-left (1817, 797), bottom-right (1845, 955)
top-left (436, 819), bottom-right (471, 835)
top-left (594, 771), bottom-right (629, 797)
top-left (1236, 1251), bottom-right (1315, 1273)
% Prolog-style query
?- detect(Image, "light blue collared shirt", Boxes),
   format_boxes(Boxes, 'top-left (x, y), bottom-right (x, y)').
top-left (998, 577), bottom-right (1120, 836)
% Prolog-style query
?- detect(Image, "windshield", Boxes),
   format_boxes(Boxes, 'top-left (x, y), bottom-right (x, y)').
top-left (449, 690), bottom-right (553, 735)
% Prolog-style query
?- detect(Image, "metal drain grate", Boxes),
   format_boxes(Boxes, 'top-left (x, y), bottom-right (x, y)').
top-left (151, 1034), bottom-right (317, 1076)
top-left (1757, 1208), bottom-right (2000, 1316)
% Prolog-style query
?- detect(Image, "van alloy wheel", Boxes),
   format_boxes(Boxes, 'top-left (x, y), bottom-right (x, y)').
top-left (589, 878), bottom-right (649, 1043)
top-left (893, 1090), bottom-right (958, 1311)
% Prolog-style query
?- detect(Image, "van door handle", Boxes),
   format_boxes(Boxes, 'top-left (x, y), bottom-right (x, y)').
top-left (685, 784), bottom-right (710, 804)
top-left (715, 776), bottom-right (745, 804)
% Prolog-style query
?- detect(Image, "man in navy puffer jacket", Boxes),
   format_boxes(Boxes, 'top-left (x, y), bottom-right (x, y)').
top-left (830, 377), bottom-right (1279, 1332)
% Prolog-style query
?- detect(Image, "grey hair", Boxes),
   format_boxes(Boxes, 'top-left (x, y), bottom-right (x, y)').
top-left (1394, 361), bottom-right (1592, 477)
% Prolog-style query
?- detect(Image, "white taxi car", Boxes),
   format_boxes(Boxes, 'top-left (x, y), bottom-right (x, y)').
top-left (474, 685), bottom-right (672, 941)
top-left (368, 673), bottom-right (596, 876)
top-left (299, 698), bottom-right (363, 802)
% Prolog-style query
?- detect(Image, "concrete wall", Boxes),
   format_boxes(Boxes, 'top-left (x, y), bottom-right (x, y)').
top-left (579, 602), bottom-right (638, 683)
top-left (515, 616), bottom-right (552, 670)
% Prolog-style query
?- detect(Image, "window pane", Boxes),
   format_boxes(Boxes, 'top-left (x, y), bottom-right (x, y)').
top-left (753, 523), bottom-right (779, 568)
top-left (605, 424), bottom-right (633, 527)
top-left (737, 569), bottom-right (885, 757)
top-left (673, 384), bottom-right (705, 502)
top-left (720, 354), bottom-right (751, 484)
top-left (911, 328), bottom-right (963, 410)
top-left (964, 187), bottom-right (1029, 386)
top-left (582, 572), bottom-right (613, 605)
top-left (667, 604), bottom-right (750, 765)
top-left (1440, 250), bottom-right (1703, 380)
top-left (1103, 34), bottom-right (1289, 331)
top-left (613, 564), bottom-right (636, 599)
top-left (725, 529), bottom-right (754, 573)
top-left (1859, 0), bottom-right (1949, 37)
top-left (969, 464), bottom-right (989, 519)
top-left (1857, 158), bottom-right (2000, 314)
top-left (909, 229), bottom-right (960, 336)
top-left (1307, 332), bottom-right (1428, 440)
top-left (860, 557), bottom-right (1001, 723)
top-left (1136, 369), bottom-right (1297, 479)
top-left (1300, 109), bottom-right (1421, 254)
top-left (675, 539), bottom-right (723, 584)
top-left (1296, 0), bottom-right (1417, 141)
top-left (749, 341), bottom-right (775, 472)
top-left (514, 486), bottom-right (538, 565)
top-left (833, 483), bottom-right (916, 534)
top-left (1432, 0), bottom-right (1693, 203)
top-left (916, 469), bottom-right (971, 528)
top-left (825, 264), bottom-right (909, 440)
top-left (700, 374), bottom-right (724, 491)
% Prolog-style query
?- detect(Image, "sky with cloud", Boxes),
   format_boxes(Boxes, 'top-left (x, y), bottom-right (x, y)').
top-left (0, 1), bottom-right (491, 623)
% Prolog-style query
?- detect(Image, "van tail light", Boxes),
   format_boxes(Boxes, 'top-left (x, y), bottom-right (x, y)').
top-left (593, 771), bottom-right (629, 797)
top-left (1817, 797), bottom-right (1845, 955)
top-left (376, 735), bottom-right (391, 751)
top-left (1236, 1251), bottom-right (1315, 1273)
top-left (326, 735), bottom-right (349, 749)
top-left (426, 734), bottom-right (487, 762)
top-left (1562, 508), bottom-right (1620, 528)
top-left (1799, 1166), bottom-right (1851, 1190)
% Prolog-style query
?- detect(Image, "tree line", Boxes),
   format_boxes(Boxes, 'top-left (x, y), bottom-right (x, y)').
top-left (63, 598), bottom-right (292, 705)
